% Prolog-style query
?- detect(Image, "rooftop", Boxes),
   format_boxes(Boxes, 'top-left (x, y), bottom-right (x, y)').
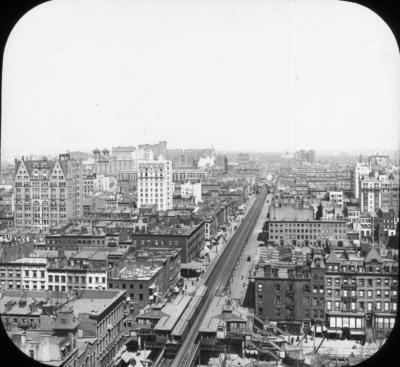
top-left (151, 295), bottom-right (192, 331)
top-left (199, 296), bottom-right (247, 334)
top-left (272, 205), bottom-right (314, 221)
top-left (0, 289), bottom-right (125, 319)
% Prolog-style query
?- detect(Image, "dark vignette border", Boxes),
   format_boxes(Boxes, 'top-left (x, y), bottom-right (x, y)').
top-left (0, 0), bottom-right (398, 366)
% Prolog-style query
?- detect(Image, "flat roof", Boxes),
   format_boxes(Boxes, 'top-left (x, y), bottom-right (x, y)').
top-left (113, 265), bottom-right (163, 281)
top-left (13, 257), bottom-right (47, 264)
top-left (0, 289), bottom-right (125, 318)
top-left (272, 205), bottom-right (314, 221)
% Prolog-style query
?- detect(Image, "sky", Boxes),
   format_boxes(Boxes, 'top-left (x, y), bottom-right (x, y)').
top-left (1, 0), bottom-right (400, 161)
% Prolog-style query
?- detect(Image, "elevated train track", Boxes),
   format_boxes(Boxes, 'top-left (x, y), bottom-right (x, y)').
top-left (170, 186), bottom-right (269, 367)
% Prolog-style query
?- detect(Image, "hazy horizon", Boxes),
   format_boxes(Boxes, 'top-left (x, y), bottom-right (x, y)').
top-left (2, 0), bottom-right (400, 162)
top-left (1, 145), bottom-right (398, 166)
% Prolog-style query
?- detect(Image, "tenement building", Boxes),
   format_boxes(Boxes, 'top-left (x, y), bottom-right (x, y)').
top-left (253, 247), bottom-right (398, 339)
top-left (0, 289), bottom-right (126, 367)
top-left (324, 248), bottom-right (397, 340)
top-left (132, 221), bottom-right (205, 263)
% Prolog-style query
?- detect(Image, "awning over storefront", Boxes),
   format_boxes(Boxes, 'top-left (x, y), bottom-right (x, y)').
top-left (350, 330), bottom-right (365, 335)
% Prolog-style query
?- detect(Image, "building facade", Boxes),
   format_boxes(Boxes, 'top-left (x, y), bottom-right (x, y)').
top-left (137, 158), bottom-right (173, 211)
top-left (14, 155), bottom-right (83, 230)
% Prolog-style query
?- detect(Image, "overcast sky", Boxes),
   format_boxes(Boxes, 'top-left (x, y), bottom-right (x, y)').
top-left (1, 0), bottom-right (400, 161)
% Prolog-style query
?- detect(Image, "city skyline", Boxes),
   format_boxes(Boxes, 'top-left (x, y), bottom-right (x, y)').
top-left (2, 0), bottom-right (400, 162)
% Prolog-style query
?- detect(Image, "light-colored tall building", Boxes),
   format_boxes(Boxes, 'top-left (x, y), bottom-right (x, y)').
top-left (359, 175), bottom-right (381, 213)
top-left (380, 174), bottom-right (399, 213)
top-left (353, 163), bottom-right (370, 199)
top-left (137, 157), bottom-right (173, 211)
top-left (14, 155), bottom-right (83, 229)
top-left (359, 173), bottom-right (399, 214)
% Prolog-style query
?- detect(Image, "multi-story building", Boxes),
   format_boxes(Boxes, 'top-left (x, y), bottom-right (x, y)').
top-left (93, 149), bottom-right (111, 175)
top-left (0, 289), bottom-right (126, 367)
top-left (45, 226), bottom-right (109, 250)
top-left (213, 154), bottom-right (228, 173)
top-left (83, 173), bottom-right (96, 198)
top-left (0, 257), bottom-right (47, 291)
top-left (172, 168), bottom-right (207, 184)
top-left (14, 154), bottom-right (83, 230)
top-left (325, 248), bottom-right (397, 339)
top-left (254, 261), bottom-right (312, 332)
top-left (295, 150), bottom-right (315, 164)
top-left (132, 221), bottom-right (205, 263)
top-left (380, 175), bottom-right (399, 213)
top-left (329, 191), bottom-right (344, 208)
top-left (352, 163), bottom-right (370, 199)
top-left (368, 154), bottom-right (389, 171)
top-left (265, 219), bottom-right (347, 247)
top-left (137, 157), bottom-right (173, 211)
top-left (254, 247), bottom-right (398, 339)
top-left (180, 181), bottom-right (202, 204)
top-left (94, 175), bottom-right (118, 193)
top-left (167, 148), bottom-right (214, 169)
top-left (117, 171), bottom-right (137, 193)
top-left (138, 141), bottom-right (167, 161)
top-left (0, 249), bottom-right (108, 292)
top-left (108, 263), bottom-right (165, 309)
top-left (359, 174), bottom-right (381, 213)
top-left (111, 146), bottom-right (136, 174)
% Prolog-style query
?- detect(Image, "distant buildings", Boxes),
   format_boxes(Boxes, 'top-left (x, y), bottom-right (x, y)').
top-left (295, 150), bottom-right (316, 164)
top-left (167, 148), bottom-right (214, 169)
top-left (172, 168), bottom-right (207, 184)
top-left (138, 141), bottom-right (167, 161)
top-left (368, 154), bottom-right (389, 171)
top-left (93, 148), bottom-right (114, 176)
top-left (137, 157), bottom-right (173, 211)
top-left (352, 163), bottom-right (370, 199)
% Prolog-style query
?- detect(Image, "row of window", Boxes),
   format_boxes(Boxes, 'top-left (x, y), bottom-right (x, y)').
top-left (109, 282), bottom-right (145, 290)
top-left (48, 275), bottom-right (106, 283)
top-left (326, 277), bottom-right (397, 287)
top-left (326, 288), bottom-right (397, 298)
top-left (326, 300), bottom-right (397, 312)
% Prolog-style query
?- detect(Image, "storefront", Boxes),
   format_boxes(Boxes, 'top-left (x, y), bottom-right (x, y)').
top-left (326, 311), bottom-right (365, 339)
top-left (374, 313), bottom-right (396, 338)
